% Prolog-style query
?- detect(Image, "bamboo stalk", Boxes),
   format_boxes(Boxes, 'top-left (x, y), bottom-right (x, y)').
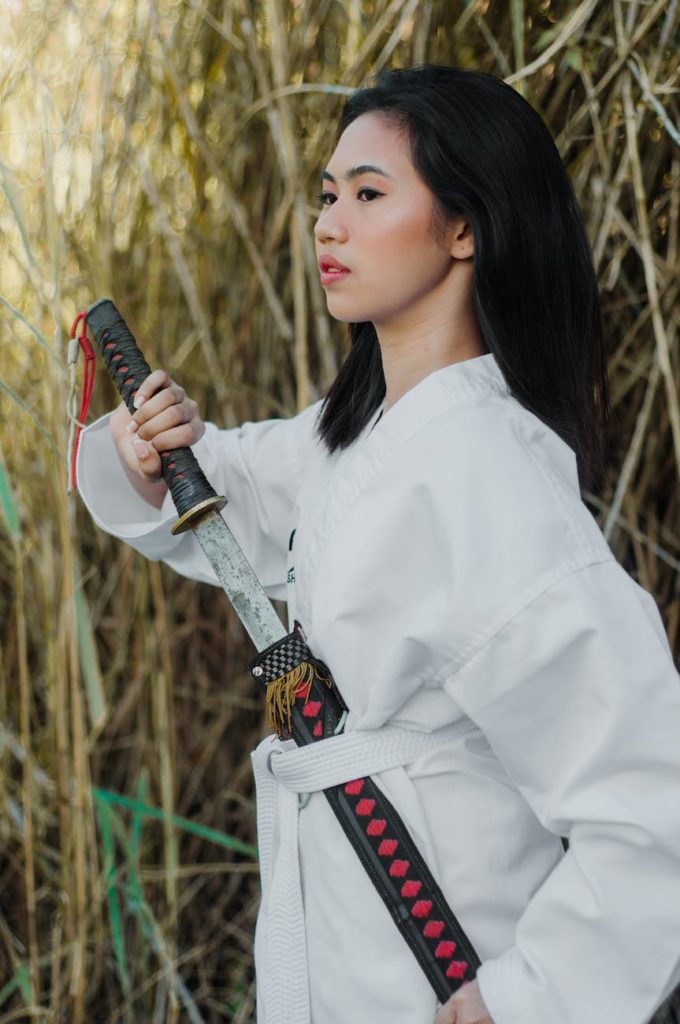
top-left (14, 545), bottom-right (40, 1013)
top-left (505, 0), bottom-right (599, 86)
top-left (264, 0), bottom-right (310, 410)
top-left (622, 72), bottom-right (680, 482)
top-left (65, 554), bottom-right (87, 1024)
top-left (149, 561), bottom-right (179, 1019)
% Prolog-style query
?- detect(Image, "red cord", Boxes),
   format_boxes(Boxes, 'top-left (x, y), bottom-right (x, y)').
top-left (69, 312), bottom-right (96, 491)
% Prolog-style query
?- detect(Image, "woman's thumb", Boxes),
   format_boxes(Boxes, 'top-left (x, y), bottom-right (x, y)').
top-left (132, 437), bottom-right (152, 462)
top-left (131, 436), bottom-right (161, 478)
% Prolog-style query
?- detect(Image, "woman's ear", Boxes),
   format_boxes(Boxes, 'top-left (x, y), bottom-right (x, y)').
top-left (448, 215), bottom-right (474, 260)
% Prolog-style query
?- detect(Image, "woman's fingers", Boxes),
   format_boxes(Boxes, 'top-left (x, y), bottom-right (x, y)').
top-left (435, 979), bottom-right (493, 1024)
top-left (435, 1001), bottom-right (457, 1023)
top-left (108, 370), bottom-right (205, 486)
top-left (142, 422), bottom-right (204, 454)
top-left (131, 402), bottom-right (192, 443)
top-left (128, 381), bottom-right (185, 431)
top-left (124, 373), bottom-right (204, 449)
top-left (132, 368), bottom-right (170, 409)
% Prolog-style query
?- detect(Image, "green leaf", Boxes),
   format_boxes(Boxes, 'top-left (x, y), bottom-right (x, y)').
top-left (95, 799), bottom-right (131, 996)
top-left (0, 447), bottom-right (20, 543)
top-left (564, 47), bottom-right (583, 72)
top-left (0, 972), bottom-right (19, 1008)
top-left (534, 23), bottom-right (563, 53)
top-left (128, 770), bottom-right (150, 979)
top-left (128, 770), bottom-right (148, 910)
top-left (14, 963), bottom-right (33, 1005)
top-left (92, 787), bottom-right (257, 858)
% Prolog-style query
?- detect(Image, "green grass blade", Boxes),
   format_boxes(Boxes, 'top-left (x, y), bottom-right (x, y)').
top-left (0, 446), bottom-right (20, 543)
top-left (128, 769), bottom-right (148, 909)
top-left (95, 799), bottom-right (131, 997)
top-left (0, 952), bottom-right (60, 1008)
top-left (93, 787), bottom-right (257, 858)
top-left (128, 770), bottom-right (150, 980)
top-left (14, 962), bottom-right (33, 1005)
top-left (0, 974), bottom-right (19, 1008)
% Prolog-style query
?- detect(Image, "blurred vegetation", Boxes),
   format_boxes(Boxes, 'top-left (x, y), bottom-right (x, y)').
top-left (0, 0), bottom-right (678, 1020)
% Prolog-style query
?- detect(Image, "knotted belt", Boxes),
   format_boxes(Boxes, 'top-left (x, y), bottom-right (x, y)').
top-left (248, 624), bottom-right (481, 1023)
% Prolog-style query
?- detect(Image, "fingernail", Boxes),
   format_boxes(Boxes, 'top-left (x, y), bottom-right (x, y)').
top-left (126, 420), bottom-right (138, 433)
top-left (132, 438), bottom-right (150, 459)
top-left (133, 393), bottom-right (146, 409)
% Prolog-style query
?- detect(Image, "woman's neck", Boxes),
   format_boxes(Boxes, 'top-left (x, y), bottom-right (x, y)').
top-left (376, 304), bottom-right (486, 412)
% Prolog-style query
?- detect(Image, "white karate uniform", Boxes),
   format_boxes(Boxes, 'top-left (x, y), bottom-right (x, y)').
top-left (78, 352), bottom-right (680, 1024)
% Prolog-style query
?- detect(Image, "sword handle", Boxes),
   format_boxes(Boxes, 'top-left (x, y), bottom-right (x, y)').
top-left (84, 298), bottom-right (226, 534)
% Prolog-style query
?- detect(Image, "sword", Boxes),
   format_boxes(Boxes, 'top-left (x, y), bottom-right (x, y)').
top-left (79, 297), bottom-right (481, 1003)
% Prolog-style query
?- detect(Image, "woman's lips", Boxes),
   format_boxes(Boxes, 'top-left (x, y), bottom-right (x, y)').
top-left (319, 255), bottom-right (350, 286)
top-left (320, 266), bottom-right (351, 286)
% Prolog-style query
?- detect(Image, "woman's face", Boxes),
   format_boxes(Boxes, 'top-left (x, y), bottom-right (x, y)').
top-left (314, 112), bottom-right (459, 328)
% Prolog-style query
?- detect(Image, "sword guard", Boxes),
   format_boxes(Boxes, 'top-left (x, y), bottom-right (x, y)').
top-left (170, 494), bottom-right (227, 534)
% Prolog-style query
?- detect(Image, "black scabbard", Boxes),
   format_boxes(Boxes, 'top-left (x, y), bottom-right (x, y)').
top-left (248, 623), bottom-right (481, 1004)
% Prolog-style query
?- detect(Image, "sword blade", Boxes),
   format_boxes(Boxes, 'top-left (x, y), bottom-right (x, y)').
top-left (193, 508), bottom-right (287, 651)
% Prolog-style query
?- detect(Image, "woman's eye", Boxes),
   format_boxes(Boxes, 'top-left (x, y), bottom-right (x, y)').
top-left (357, 187), bottom-right (382, 201)
top-left (315, 187), bottom-right (383, 206)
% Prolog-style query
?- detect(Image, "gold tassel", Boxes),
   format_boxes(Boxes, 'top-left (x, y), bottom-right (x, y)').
top-left (265, 660), bottom-right (333, 737)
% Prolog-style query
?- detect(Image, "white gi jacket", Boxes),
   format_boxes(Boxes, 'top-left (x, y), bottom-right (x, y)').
top-left (78, 352), bottom-right (680, 1024)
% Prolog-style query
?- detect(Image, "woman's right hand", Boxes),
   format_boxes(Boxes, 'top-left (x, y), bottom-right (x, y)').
top-left (109, 369), bottom-right (205, 486)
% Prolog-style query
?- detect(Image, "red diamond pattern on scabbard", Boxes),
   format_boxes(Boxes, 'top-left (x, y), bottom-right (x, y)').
top-left (340, 776), bottom-right (472, 989)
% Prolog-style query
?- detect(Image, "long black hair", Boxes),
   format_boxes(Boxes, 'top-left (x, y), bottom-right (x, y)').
top-left (315, 65), bottom-right (610, 494)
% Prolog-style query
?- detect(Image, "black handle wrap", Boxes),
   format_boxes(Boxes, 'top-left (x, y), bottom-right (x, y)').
top-left (85, 298), bottom-right (223, 523)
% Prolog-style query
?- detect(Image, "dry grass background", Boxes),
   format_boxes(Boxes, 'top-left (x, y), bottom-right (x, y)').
top-left (0, 0), bottom-right (679, 1020)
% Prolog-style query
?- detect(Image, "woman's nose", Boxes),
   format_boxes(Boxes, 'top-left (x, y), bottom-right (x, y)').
top-left (314, 202), bottom-right (349, 244)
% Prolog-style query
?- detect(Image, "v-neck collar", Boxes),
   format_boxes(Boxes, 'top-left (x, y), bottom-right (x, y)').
top-left (367, 352), bottom-right (507, 437)
top-left (379, 351), bottom-right (507, 422)
top-left (295, 352), bottom-right (510, 632)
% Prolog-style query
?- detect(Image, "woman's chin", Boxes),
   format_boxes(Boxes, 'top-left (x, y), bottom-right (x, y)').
top-left (324, 299), bottom-right (377, 324)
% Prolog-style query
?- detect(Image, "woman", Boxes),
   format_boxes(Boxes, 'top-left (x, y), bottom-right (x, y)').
top-left (78, 66), bottom-right (680, 1024)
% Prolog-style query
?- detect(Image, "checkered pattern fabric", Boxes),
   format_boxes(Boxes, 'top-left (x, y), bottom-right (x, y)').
top-left (248, 628), bottom-right (312, 685)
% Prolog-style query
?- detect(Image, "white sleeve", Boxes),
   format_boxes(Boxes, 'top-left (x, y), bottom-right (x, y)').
top-left (444, 558), bottom-right (680, 1024)
top-left (76, 400), bottom-right (324, 601)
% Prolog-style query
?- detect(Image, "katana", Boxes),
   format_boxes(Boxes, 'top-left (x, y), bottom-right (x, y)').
top-left (77, 297), bottom-right (481, 1005)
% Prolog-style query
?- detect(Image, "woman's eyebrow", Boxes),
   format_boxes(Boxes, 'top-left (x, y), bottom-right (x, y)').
top-left (321, 164), bottom-right (393, 183)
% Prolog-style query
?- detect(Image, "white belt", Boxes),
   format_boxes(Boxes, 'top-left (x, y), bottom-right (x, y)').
top-left (250, 719), bottom-right (474, 1024)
